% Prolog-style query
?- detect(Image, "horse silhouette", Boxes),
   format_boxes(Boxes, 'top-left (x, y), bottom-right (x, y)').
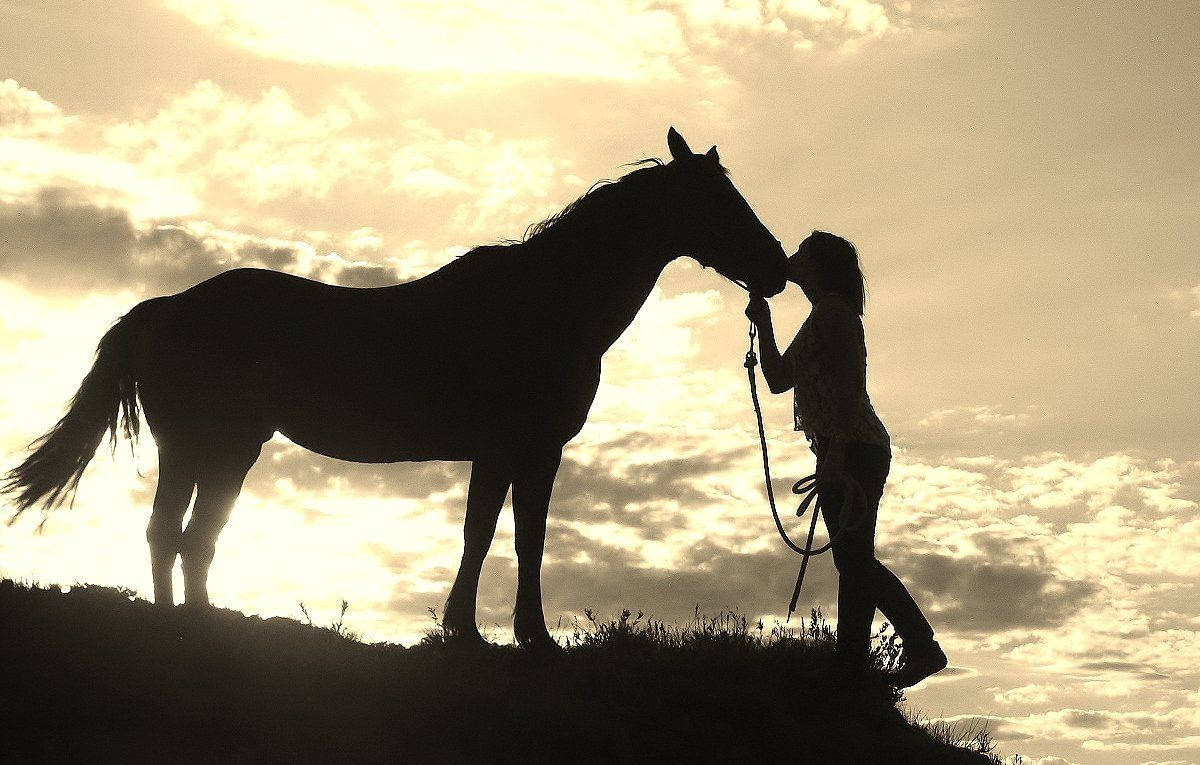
top-left (4, 128), bottom-right (786, 649)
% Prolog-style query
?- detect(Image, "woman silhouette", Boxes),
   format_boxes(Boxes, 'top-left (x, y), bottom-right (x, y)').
top-left (745, 231), bottom-right (946, 688)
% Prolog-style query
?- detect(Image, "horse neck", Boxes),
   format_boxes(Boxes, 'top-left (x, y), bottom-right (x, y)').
top-left (523, 221), bottom-right (675, 355)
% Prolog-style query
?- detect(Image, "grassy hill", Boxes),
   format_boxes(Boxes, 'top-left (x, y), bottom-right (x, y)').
top-left (0, 580), bottom-right (996, 763)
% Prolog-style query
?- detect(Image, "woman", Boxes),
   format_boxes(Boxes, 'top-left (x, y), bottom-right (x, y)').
top-left (745, 230), bottom-right (946, 688)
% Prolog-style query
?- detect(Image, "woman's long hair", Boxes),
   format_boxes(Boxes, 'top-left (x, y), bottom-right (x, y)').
top-left (801, 230), bottom-right (865, 315)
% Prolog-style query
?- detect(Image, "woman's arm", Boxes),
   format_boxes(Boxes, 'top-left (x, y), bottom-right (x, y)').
top-left (745, 294), bottom-right (795, 394)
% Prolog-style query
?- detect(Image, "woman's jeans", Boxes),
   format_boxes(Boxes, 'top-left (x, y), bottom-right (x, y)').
top-left (812, 436), bottom-right (935, 658)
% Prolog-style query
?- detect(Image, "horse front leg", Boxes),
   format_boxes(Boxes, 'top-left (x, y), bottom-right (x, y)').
top-left (443, 459), bottom-right (511, 642)
top-left (512, 448), bottom-right (562, 651)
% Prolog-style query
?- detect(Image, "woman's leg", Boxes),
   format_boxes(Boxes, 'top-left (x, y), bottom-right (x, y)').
top-left (818, 469), bottom-right (877, 660)
top-left (818, 441), bottom-right (935, 657)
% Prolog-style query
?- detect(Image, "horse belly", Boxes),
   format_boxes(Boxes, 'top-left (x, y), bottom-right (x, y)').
top-left (277, 403), bottom-right (476, 463)
top-left (277, 361), bottom-right (601, 464)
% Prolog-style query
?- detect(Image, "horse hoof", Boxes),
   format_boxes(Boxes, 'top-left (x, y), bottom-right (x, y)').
top-left (518, 633), bottom-right (564, 655)
top-left (179, 600), bottom-right (214, 617)
top-left (441, 625), bottom-right (490, 648)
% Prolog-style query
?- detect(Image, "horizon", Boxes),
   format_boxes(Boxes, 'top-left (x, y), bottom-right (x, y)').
top-left (2, 2), bottom-right (1198, 763)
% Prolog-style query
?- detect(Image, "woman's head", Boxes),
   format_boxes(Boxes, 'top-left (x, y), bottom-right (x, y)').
top-left (787, 231), bottom-right (865, 315)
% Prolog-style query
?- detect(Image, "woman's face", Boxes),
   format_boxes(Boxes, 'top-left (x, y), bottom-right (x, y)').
top-left (787, 244), bottom-right (817, 292)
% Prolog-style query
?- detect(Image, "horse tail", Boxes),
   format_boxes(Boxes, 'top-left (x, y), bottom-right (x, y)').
top-left (3, 303), bottom-right (151, 518)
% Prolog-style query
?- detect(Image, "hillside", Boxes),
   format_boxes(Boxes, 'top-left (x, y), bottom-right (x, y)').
top-left (0, 580), bottom-right (995, 763)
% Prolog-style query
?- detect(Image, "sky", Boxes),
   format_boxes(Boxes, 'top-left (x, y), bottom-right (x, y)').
top-left (1, 1), bottom-right (1198, 762)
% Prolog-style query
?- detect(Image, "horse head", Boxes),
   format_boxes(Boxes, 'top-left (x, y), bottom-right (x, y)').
top-left (659, 127), bottom-right (787, 297)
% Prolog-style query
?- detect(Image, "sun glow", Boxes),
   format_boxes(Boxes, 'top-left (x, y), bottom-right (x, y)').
top-left (162, 0), bottom-right (689, 80)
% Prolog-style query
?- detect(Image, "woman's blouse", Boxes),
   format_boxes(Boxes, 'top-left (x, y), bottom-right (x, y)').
top-left (784, 296), bottom-right (890, 448)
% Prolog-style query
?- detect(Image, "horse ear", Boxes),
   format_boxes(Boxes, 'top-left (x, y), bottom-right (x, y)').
top-left (705, 145), bottom-right (720, 164)
top-left (667, 126), bottom-right (692, 160)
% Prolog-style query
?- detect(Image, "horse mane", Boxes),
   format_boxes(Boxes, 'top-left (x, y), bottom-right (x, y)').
top-left (520, 157), bottom-right (666, 244)
top-left (452, 152), bottom-right (726, 267)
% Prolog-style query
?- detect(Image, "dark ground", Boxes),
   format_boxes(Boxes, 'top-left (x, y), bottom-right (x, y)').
top-left (0, 580), bottom-right (995, 763)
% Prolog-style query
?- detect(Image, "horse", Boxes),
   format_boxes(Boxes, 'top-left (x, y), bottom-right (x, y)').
top-left (4, 128), bottom-right (786, 649)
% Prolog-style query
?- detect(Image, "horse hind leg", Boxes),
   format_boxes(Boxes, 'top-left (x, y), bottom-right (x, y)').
top-left (146, 447), bottom-right (196, 606)
top-left (180, 441), bottom-right (262, 607)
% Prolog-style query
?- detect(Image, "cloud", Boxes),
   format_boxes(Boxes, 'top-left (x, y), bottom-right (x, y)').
top-left (3, 79), bottom-right (581, 243)
top-left (101, 81), bottom-right (579, 235)
top-left (607, 286), bottom-right (724, 371)
top-left (386, 121), bottom-right (576, 234)
top-left (981, 706), bottom-right (1200, 751)
top-left (991, 683), bottom-right (1058, 705)
top-left (0, 189), bottom-right (469, 295)
top-left (0, 81), bottom-right (199, 220)
top-left (585, 284), bottom-right (763, 432)
top-left (766, 0), bottom-right (893, 51)
top-left (0, 188), bottom-right (137, 293)
top-left (104, 81), bottom-right (378, 205)
top-left (0, 286), bottom-right (139, 450)
top-left (539, 532), bottom-right (836, 621)
top-left (864, 449), bottom-right (1200, 727)
top-left (380, 241), bottom-right (470, 283)
top-left (551, 447), bottom-right (741, 532)
top-left (653, 0), bottom-right (919, 58)
top-left (0, 79), bottom-right (73, 138)
top-left (1002, 453), bottom-right (1184, 515)
top-left (0, 131), bottom-right (197, 223)
top-left (898, 551), bottom-right (1097, 633)
top-left (916, 404), bottom-right (1038, 430)
top-left (0, 190), bottom-right (275, 294)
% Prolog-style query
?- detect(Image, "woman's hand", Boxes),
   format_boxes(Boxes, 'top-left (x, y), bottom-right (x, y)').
top-left (745, 293), bottom-right (793, 393)
top-left (745, 293), bottom-right (771, 328)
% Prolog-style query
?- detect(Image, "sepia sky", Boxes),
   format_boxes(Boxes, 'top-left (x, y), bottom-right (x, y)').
top-left (2, 2), bottom-right (1198, 762)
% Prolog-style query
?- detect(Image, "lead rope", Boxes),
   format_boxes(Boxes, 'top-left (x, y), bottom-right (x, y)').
top-left (743, 322), bottom-right (868, 620)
